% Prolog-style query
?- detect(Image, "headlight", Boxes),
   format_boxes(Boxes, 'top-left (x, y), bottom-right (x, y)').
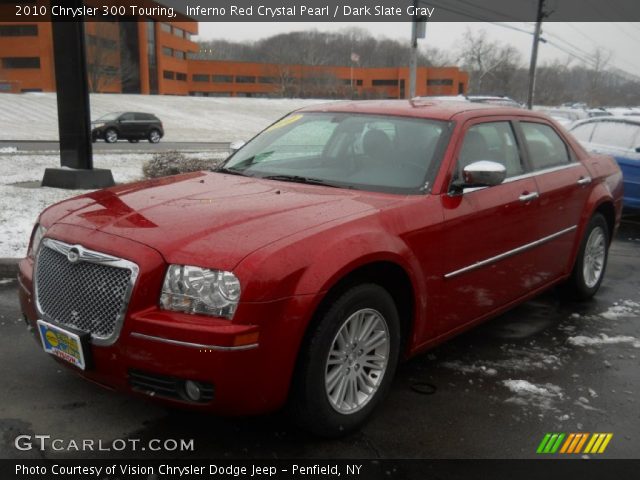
top-left (92, 122), bottom-right (105, 129)
top-left (28, 224), bottom-right (46, 259)
top-left (160, 265), bottom-right (241, 319)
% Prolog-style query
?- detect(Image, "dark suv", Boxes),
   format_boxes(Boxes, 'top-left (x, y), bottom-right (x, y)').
top-left (91, 112), bottom-right (164, 143)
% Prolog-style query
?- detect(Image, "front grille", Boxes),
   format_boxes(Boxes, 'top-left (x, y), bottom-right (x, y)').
top-left (129, 369), bottom-right (214, 403)
top-left (34, 239), bottom-right (138, 344)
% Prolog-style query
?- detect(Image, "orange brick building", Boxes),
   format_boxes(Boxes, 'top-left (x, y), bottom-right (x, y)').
top-left (1, 18), bottom-right (467, 98)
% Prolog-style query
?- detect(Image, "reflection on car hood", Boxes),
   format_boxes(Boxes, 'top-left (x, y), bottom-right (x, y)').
top-left (43, 171), bottom-right (400, 270)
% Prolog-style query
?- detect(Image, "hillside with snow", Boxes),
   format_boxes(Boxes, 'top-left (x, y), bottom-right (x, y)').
top-left (0, 93), bottom-right (327, 142)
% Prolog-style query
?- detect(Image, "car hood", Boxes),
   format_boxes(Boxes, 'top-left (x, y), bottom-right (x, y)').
top-left (45, 171), bottom-right (400, 270)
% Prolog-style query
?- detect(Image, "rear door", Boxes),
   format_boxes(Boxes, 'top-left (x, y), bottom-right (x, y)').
top-left (515, 120), bottom-right (591, 280)
top-left (437, 118), bottom-right (541, 334)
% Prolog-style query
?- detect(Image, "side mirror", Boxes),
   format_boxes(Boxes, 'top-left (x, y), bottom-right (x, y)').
top-left (463, 160), bottom-right (506, 187)
top-left (635, 146), bottom-right (640, 153)
top-left (229, 140), bottom-right (246, 154)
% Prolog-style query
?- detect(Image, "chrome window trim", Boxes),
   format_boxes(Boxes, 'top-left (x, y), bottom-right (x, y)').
top-left (130, 332), bottom-right (258, 351)
top-left (458, 162), bottom-right (582, 195)
top-left (503, 162), bottom-right (581, 183)
top-left (444, 225), bottom-right (577, 279)
top-left (34, 238), bottom-right (139, 347)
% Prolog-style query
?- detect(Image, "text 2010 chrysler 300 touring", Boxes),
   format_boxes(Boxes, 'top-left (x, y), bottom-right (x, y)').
top-left (19, 100), bottom-right (623, 436)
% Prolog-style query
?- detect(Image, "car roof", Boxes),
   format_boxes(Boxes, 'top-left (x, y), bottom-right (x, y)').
top-left (571, 115), bottom-right (640, 128)
top-left (297, 99), bottom-right (539, 121)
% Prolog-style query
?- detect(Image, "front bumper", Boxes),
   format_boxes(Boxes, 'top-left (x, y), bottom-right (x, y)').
top-left (18, 224), bottom-right (319, 415)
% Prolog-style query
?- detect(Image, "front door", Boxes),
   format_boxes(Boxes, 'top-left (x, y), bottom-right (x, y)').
top-left (436, 119), bottom-right (542, 335)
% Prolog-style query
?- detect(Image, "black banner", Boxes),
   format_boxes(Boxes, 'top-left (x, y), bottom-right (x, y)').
top-left (3, 0), bottom-right (640, 22)
top-left (3, 459), bottom-right (640, 480)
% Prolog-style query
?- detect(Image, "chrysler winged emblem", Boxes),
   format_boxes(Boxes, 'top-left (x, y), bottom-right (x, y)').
top-left (67, 248), bottom-right (80, 263)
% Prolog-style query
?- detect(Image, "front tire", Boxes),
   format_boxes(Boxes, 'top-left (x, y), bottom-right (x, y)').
top-left (565, 213), bottom-right (610, 300)
top-left (104, 128), bottom-right (118, 143)
top-left (291, 284), bottom-right (401, 437)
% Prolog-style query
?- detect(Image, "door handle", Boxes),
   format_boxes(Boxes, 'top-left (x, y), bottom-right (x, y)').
top-left (519, 192), bottom-right (539, 202)
top-left (577, 176), bottom-right (592, 186)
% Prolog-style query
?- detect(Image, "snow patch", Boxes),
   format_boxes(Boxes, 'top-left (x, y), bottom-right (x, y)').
top-left (568, 334), bottom-right (640, 348)
top-left (440, 361), bottom-right (498, 376)
top-left (0, 147), bottom-right (17, 153)
top-left (599, 300), bottom-right (640, 320)
top-left (502, 379), bottom-right (564, 412)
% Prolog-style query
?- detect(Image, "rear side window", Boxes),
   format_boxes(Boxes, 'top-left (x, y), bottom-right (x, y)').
top-left (120, 113), bottom-right (134, 121)
top-left (590, 121), bottom-right (640, 150)
top-left (570, 123), bottom-right (596, 142)
top-left (520, 122), bottom-right (570, 170)
top-left (458, 121), bottom-right (524, 178)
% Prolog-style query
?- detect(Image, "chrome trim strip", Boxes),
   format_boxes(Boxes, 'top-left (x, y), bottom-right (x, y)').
top-left (460, 163), bottom-right (582, 194)
top-left (130, 332), bottom-right (259, 351)
top-left (444, 225), bottom-right (578, 279)
top-left (34, 238), bottom-right (139, 347)
top-left (503, 162), bottom-right (581, 184)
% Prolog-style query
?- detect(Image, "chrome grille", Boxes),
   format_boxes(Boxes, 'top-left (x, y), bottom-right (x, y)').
top-left (34, 238), bottom-right (138, 345)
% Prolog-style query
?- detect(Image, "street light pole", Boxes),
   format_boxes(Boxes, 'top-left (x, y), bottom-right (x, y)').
top-left (409, 0), bottom-right (418, 98)
top-left (527, 0), bottom-right (546, 110)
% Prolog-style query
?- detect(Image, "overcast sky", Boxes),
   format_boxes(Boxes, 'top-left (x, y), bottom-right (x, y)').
top-left (196, 22), bottom-right (640, 77)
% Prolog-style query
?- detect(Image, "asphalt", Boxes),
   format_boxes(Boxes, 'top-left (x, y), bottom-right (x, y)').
top-left (0, 140), bottom-right (230, 154)
top-left (0, 214), bottom-right (639, 460)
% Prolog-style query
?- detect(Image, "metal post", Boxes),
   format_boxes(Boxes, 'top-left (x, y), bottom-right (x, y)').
top-left (527, 0), bottom-right (545, 110)
top-left (409, 0), bottom-right (418, 99)
top-left (42, 0), bottom-right (114, 189)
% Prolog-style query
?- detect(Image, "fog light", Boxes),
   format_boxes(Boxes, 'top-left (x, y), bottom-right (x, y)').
top-left (184, 380), bottom-right (202, 402)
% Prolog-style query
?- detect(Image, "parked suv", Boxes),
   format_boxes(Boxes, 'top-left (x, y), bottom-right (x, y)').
top-left (91, 112), bottom-right (164, 143)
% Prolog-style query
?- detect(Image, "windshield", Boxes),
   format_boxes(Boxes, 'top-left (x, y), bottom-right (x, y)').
top-left (96, 112), bottom-right (122, 121)
top-left (222, 112), bottom-right (449, 194)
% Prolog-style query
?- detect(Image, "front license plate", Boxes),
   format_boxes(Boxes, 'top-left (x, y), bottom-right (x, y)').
top-left (37, 320), bottom-right (87, 370)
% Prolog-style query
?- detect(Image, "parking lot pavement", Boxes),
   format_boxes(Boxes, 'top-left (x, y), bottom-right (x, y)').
top-left (0, 216), bottom-right (638, 460)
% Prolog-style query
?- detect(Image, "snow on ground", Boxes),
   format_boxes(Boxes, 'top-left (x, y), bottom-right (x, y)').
top-left (0, 151), bottom-right (221, 258)
top-left (599, 300), bottom-right (640, 320)
top-left (0, 93), bottom-right (327, 142)
top-left (502, 379), bottom-right (565, 412)
top-left (567, 334), bottom-right (640, 348)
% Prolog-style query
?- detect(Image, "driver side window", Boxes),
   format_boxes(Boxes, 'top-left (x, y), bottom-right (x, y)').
top-left (458, 122), bottom-right (524, 179)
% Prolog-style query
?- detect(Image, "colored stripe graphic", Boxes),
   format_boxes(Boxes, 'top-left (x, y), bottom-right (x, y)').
top-left (538, 433), bottom-right (613, 454)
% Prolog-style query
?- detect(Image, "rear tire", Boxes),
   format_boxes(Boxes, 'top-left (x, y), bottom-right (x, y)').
top-left (565, 213), bottom-right (609, 300)
top-left (104, 129), bottom-right (118, 143)
top-left (291, 284), bottom-right (401, 437)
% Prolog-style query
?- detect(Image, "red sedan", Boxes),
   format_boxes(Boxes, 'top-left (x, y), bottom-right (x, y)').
top-left (18, 100), bottom-right (623, 436)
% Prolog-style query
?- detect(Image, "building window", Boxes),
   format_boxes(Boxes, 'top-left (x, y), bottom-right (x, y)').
top-left (192, 74), bottom-right (210, 82)
top-left (146, 20), bottom-right (158, 94)
top-left (184, 31), bottom-right (191, 41)
top-left (173, 27), bottom-right (184, 38)
top-left (174, 50), bottom-right (185, 60)
top-left (160, 23), bottom-right (171, 33)
top-left (258, 76), bottom-right (278, 84)
top-left (235, 76), bottom-right (256, 83)
top-left (1, 57), bottom-right (40, 69)
top-left (0, 25), bottom-right (38, 36)
top-left (176, 72), bottom-right (187, 81)
top-left (372, 79), bottom-right (399, 86)
top-left (163, 70), bottom-right (175, 80)
top-left (162, 46), bottom-right (173, 56)
top-left (212, 75), bottom-right (233, 83)
top-left (427, 78), bottom-right (454, 86)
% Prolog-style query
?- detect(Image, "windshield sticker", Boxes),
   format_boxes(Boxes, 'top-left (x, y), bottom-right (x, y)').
top-left (266, 114), bottom-right (304, 131)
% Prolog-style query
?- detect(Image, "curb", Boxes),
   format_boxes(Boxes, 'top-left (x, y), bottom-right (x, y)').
top-left (0, 258), bottom-right (19, 278)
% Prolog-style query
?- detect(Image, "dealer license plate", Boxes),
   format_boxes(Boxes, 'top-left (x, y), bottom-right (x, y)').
top-left (37, 320), bottom-right (87, 370)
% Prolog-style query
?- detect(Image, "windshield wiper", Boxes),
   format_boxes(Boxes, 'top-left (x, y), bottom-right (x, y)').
top-left (262, 174), bottom-right (340, 188)
top-left (215, 166), bottom-right (251, 177)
